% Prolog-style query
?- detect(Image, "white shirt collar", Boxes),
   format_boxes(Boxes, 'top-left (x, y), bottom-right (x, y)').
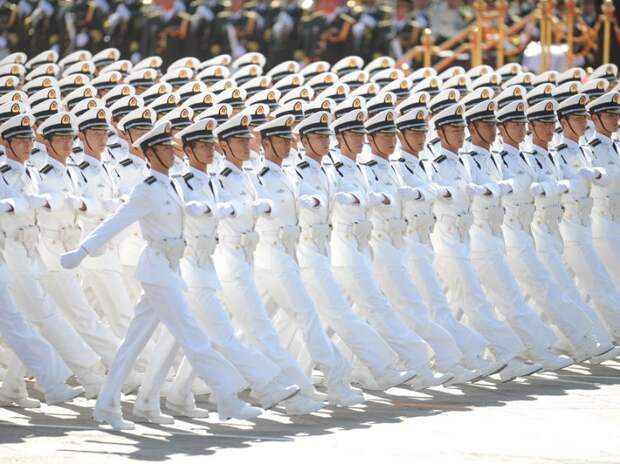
top-left (470, 143), bottom-right (490, 157)
top-left (301, 153), bottom-right (321, 169)
top-left (189, 165), bottom-right (209, 182)
top-left (6, 157), bottom-right (26, 173)
top-left (48, 156), bottom-right (65, 170)
top-left (150, 169), bottom-right (169, 183)
top-left (82, 153), bottom-right (102, 168)
top-left (502, 143), bottom-right (520, 156)
top-left (563, 137), bottom-right (580, 151)
top-left (367, 152), bottom-right (389, 166)
top-left (532, 143), bottom-right (549, 156)
top-left (263, 158), bottom-right (282, 173)
top-left (594, 132), bottom-right (613, 146)
top-left (442, 147), bottom-right (459, 161)
top-left (220, 159), bottom-right (242, 174)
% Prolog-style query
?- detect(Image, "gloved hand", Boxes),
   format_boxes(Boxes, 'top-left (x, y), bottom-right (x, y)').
top-left (558, 180), bottom-right (570, 194)
top-left (65, 195), bottom-right (84, 210)
top-left (466, 183), bottom-right (487, 196)
top-left (102, 198), bottom-right (121, 213)
top-left (60, 247), bottom-right (88, 269)
top-left (213, 202), bottom-right (235, 219)
top-left (529, 182), bottom-right (545, 196)
top-left (397, 186), bottom-right (422, 201)
top-left (367, 191), bottom-right (387, 206)
top-left (253, 199), bottom-right (272, 216)
top-left (499, 182), bottom-right (513, 195)
top-left (24, 194), bottom-right (47, 209)
top-left (334, 192), bottom-right (357, 205)
top-left (577, 167), bottom-right (599, 181)
top-left (0, 199), bottom-right (13, 213)
top-left (185, 201), bottom-right (208, 216)
top-left (298, 195), bottom-right (318, 209)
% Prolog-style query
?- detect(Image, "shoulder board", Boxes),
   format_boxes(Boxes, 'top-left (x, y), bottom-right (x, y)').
top-left (430, 137), bottom-right (440, 145)
top-left (220, 167), bottom-right (232, 177)
top-left (183, 172), bottom-right (194, 181)
top-left (0, 164), bottom-right (11, 173)
top-left (108, 142), bottom-right (121, 149)
top-left (258, 166), bottom-right (269, 177)
top-left (79, 161), bottom-right (89, 170)
top-left (31, 147), bottom-right (40, 155)
top-left (39, 164), bottom-right (53, 174)
top-left (522, 150), bottom-right (534, 156)
top-left (500, 150), bottom-right (508, 157)
top-left (297, 160), bottom-right (309, 169)
top-left (434, 154), bottom-right (447, 163)
top-left (554, 143), bottom-right (568, 151)
top-left (361, 160), bottom-right (377, 167)
top-left (554, 126), bottom-right (562, 134)
top-left (461, 151), bottom-right (475, 156)
top-left (144, 175), bottom-right (156, 185)
top-left (334, 161), bottom-right (344, 169)
top-left (119, 158), bottom-right (133, 167)
top-left (72, 146), bottom-right (82, 154)
top-left (589, 138), bottom-right (602, 147)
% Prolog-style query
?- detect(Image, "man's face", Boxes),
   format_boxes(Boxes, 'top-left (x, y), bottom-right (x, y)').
top-left (399, 129), bottom-right (427, 153)
top-left (595, 111), bottom-right (620, 133)
top-left (473, 120), bottom-right (497, 144)
top-left (371, 131), bottom-right (396, 157)
top-left (189, 140), bottom-right (215, 165)
top-left (221, 136), bottom-right (251, 161)
top-left (3, 135), bottom-right (33, 162)
top-left (150, 143), bottom-right (175, 168)
top-left (562, 114), bottom-right (588, 137)
top-left (439, 124), bottom-right (465, 151)
top-left (529, 120), bottom-right (555, 143)
top-left (48, 134), bottom-right (74, 157)
top-left (503, 121), bottom-right (526, 144)
top-left (266, 135), bottom-right (292, 159)
top-left (80, 128), bottom-right (109, 155)
top-left (305, 133), bottom-right (330, 157)
top-left (338, 131), bottom-right (365, 155)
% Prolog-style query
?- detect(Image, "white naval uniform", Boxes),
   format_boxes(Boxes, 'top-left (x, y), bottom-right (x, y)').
top-left (357, 153), bottom-right (463, 371)
top-left (325, 149), bottom-right (432, 371)
top-left (115, 151), bottom-right (150, 303)
top-left (497, 144), bottom-right (596, 351)
top-left (0, 171), bottom-right (73, 400)
top-left (554, 138), bottom-right (620, 343)
top-left (81, 169), bottom-right (246, 417)
top-left (523, 144), bottom-right (615, 347)
top-left (588, 134), bottom-right (620, 293)
top-left (252, 159), bottom-right (348, 387)
top-left (36, 156), bottom-right (122, 367)
top-left (71, 153), bottom-right (134, 339)
top-left (287, 153), bottom-right (399, 379)
top-left (462, 145), bottom-right (557, 355)
top-left (0, 159), bottom-right (102, 385)
top-left (429, 147), bottom-right (525, 363)
top-left (212, 159), bottom-right (315, 393)
top-left (135, 165), bottom-right (281, 413)
top-left (390, 149), bottom-right (489, 361)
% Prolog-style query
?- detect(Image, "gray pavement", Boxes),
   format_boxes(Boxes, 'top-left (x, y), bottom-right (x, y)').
top-left (1, 361), bottom-right (620, 464)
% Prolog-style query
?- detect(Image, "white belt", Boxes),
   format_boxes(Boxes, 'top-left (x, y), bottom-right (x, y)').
top-left (219, 231), bottom-right (260, 259)
top-left (436, 212), bottom-right (473, 240)
top-left (258, 225), bottom-right (301, 255)
top-left (372, 217), bottom-right (407, 248)
top-left (40, 225), bottom-right (82, 251)
top-left (186, 234), bottom-right (218, 267)
top-left (333, 220), bottom-right (372, 250)
top-left (147, 237), bottom-right (186, 270)
top-left (503, 201), bottom-right (535, 230)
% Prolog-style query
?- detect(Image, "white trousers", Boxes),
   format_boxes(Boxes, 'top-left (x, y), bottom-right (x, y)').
top-left (40, 270), bottom-right (122, 368)
top-left (372, 251), bottom-right (463, 371)
top-left (136, 283), bottom-right (281, 411)
top-left (254, 254), bottom-right (347, 386)
top-left (0, 265), bottom-right (71, 398)
top-left (592, 215), bottom-right (620, 291)
top-left (332, 256), bottom-right (432, 371)
top-left (299, 255), bottom-right (398, 377)
top-left (7, 259), bottom-right (100, 380)
top-left (432, 245), bottom-right (525, 362)
top-left (215, 251), bottom-right (314, 392)
top-left (96, 283), bottom-right (246, 415)
top-left (404, 240), bottom-right (488, 361)
top-left (562, 229), bottom-right (620, 343)
top-left (470, 227), bottom-right (556, 355)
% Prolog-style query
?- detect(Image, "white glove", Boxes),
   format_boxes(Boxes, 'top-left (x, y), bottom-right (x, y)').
top-left (558, 180), bottom-right (570, 194)
top-left (213, 202), bottom-right (235, 219)
top-left (253, 199), bottom-right (272, 216)
top-left (367, 191), bottom-right (386, 206)
top-left (397, 186), bottom-right (422, 201)
top-left (466, 184), bottom-right (487, 196)
top-left (436, 186), bottom-right (452, 199)
top-left (298, 195), bottom-right (318, 209)
top-left (529, 182), bottom-right (545, 196)
top-left (0, 199), bottom-right (13, 212)
top-left (499, 182), bottom-right (513, 195)
top-left (24, 194), bottom-right (47, 209)
top-left (334, 192), bottom-right (357, 205)
top-left (577, 167), bottom-right (599, 181)
top-left (102, 198), bottom-right (121, 212)
top-left (60, 247), bottom-right (88, 269)
top-left (185, 201), bottom-right (208, 216)
top-left (65, 195), bottom-right (84, 210)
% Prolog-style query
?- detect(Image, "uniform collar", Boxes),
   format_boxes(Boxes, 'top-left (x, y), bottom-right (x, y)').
top-left (300, 153), bottom-right (321, 169)
top-left (502, 143), bottom-right (520, 156)
top-left (441, 147), bottom-right (460, 162)
top-left (5, 157), bottom-right (26, 173)
top-left (332, 148), bottom-right (357, 168)
top-left (220, 159), bottom-right (242, 175)
top-left (48, 156), bottom-right (65, 171)
top-left (189, 165), bottom-right (209, 182)
top-left (367, 152), bottom-right (389, 167)
top-left (594, 132), bottom-right (613, 146)
top-left (532, 143), bottom-right (549, 156)
top-left (263, 158), bottom-right (282, 173)
top-left (82, 153), bottom-right (102, 168)
top-left (391, 148), bottom-right (420, 163)
top-left (129, 151), bottom-right (148, 167)
top-left (150, 169), bottom-right (169, 183)
top-left (470, 143), bottom-right (490, 157)
top-left (563, 137), bottom-right (580, 151)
